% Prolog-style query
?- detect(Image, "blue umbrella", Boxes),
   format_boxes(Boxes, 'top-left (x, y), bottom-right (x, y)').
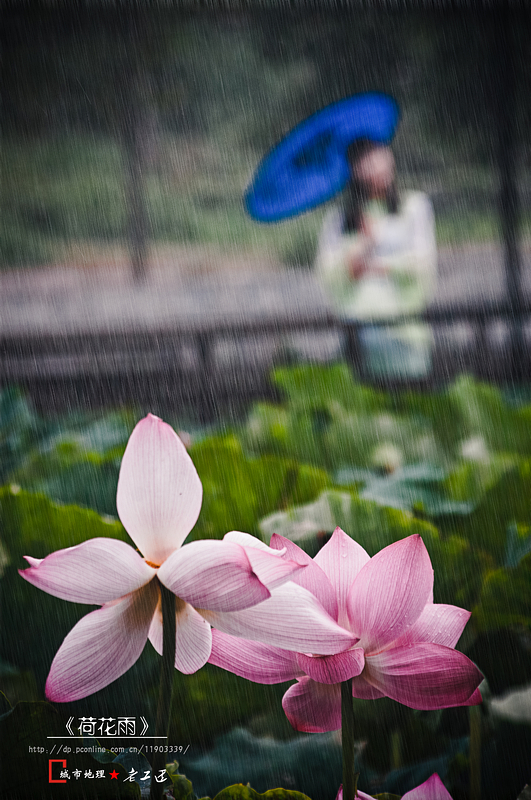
top-left (245, 92), bottom-right (400, 223)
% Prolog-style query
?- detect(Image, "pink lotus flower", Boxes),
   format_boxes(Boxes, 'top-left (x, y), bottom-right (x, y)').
top-left (209, 528), bottom-right (482, 731)
top-left (337, 772), bottom-right (453, 800)
top-left (20, 415), bottom-right (355, 702)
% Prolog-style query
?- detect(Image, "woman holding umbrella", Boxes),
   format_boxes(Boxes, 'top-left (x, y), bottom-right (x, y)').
top-left (315, 134), bottom-right (436, 380)
top-left (245, 93), bottom-right (436, 381)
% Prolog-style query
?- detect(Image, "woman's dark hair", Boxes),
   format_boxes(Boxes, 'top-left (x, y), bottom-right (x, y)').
top-left (344, 138), bottom-right (398, 232)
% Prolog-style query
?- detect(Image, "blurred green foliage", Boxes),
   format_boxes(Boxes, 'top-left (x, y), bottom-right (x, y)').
top-left (5, 129), bottom-right (529, 268)
top-left (214, 782), bottom-right (311, 800)
top-left (189, 435), bottom-right (330, 541)
top-left (0, 485), bottom-right (127, 560)
top-left (245, 366), bottom-right (531, 631)
top-left (1, 132), bottom-right (326, 268)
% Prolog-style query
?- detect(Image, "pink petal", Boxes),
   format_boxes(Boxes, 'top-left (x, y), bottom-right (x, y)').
top-left (282, 677), bottom-right (341, 732)
top-left (224, 532), bottom-right (306, 590)
top-left (402, 773), bottom-right (453, 800)
top-left (45, 581), bottom-right (158, 702)
top-left (19, 539), bottom-right (157, 605)
top-left (391, 604), bottom-right (471, 649)
top-left (351, 674), bottom-right (386, 700)
top-left (296, 648), bottom-right (364, 684)
top-left (148, 596), bottom-right (212, 674)
top-left (314, 528), bottom-right (370, 628)
top-left (270, 533), bottom-right (338, 620)
top-left (364, 643), bottom-right (483, 710)
top-left (347, 535), bottom-right (433, 653)
top-left (224, 531), bottom-right (282, 552)
top-left (245, 547), bottom-right (306, 589)
top-left (116, 414), bottom-right (202, 564)
top-left (336, 786), bottom-right (373, 800)
top-left (158, 540), bottom-right (270, 612)
top-left (463, 688), bottom-right (482, 706)
top-left (209, 629), bottom-right (302, 684)
top-left (199, 583), bottom-right (357, 654)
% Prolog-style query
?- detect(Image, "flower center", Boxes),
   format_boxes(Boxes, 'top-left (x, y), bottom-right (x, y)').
top-left (145, 559), bottom-right (160, 569)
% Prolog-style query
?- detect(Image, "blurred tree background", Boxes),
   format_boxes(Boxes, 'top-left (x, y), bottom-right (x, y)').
top-left (2, 4), bottom-right (530, 274)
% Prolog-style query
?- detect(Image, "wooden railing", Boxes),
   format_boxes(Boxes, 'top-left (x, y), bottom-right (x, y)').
top-left (1, 298), bottom-right (530, 413)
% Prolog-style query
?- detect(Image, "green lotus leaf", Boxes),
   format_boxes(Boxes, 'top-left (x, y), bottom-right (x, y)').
top-left (259, 489), bottom-right (438, 558)
top-left (214, 785), bottom-right (311, 800)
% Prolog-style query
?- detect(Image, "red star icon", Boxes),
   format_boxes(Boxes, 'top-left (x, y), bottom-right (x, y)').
top-left (109, 769), bottom-right (120, 780)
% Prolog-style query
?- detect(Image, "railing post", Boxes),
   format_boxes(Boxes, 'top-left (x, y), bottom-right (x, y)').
top-left (475, 314), bottom-right (488, 379)
top-left (495, 9), bottom-right (524, 380)
top-left (343, 321), bottom-right (363, 377)
top-left (196, 332), bottom-right (214, 374)
top-left (195, 331), bottom-right (217, 421)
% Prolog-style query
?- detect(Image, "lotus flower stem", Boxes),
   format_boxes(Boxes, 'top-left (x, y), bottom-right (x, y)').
top-left (469, 704), bottom-right (481, 800)
top-left (390, 728), bottom-right (402, 769)
top-left (150, 581), bottom-right (176, 800)
top-left (341, 678), bottom-right (358, 800)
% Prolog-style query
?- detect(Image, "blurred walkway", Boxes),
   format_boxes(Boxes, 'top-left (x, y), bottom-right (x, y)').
top-left (1, 242), bottom-right (531, 336)
top-left (2, 241), bottom-right (531, 414)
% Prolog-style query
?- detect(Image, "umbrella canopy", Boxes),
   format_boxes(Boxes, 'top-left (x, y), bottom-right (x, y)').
top-left (245, 92), bottom-right (400, 223)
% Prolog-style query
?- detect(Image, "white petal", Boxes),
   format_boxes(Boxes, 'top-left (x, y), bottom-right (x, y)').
top-left (149, 596), bottom-right (212, 674)
top-left (199, 582), bottom-right (357, 654)
top-left (45, 581), bottom-right (158, 702)
top-left (19, 539), bottom-right (156, 604)
top-left (224, 531), bottom-right (282, 553)
top-left (158, 540), bottom-right (270, 612)
top-left (116, 414), bottom-right (202, 564)
top-left (224, 531), bottom-right (306, 588)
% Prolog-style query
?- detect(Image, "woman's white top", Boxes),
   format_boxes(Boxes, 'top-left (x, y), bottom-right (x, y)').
top-left (314, 192), bottom-right (437, 377)
top-left (315, 191), bottom-right (436, 321)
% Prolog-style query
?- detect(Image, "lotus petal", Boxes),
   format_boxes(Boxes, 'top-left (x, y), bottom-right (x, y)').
top-left (116, 414), bottom-right (202, 564)
top-left (158, 540), bottom-right (270, 612)
top-left (149, 596), bottom-right (212, 674)
top-left (336, 774), bottom-right (453, 800)
top-left (351, 674), bottom-right (386, 700)
top-left (391, 603), bottom-right (471, 649)
top-left (282, 677), bottom-right (341, 732)
top-left (45, 581), bottom-right (158, 702)
top-left (19, 539), bottom-right (156, 605)
top-left (224, 531), bottom-right (282, 552)
top-left (199, 583), bottom-right (357, 654)
top-left (336, 786), bottom-right (373, 800)
top-left (347, 535), bottom-right (433, 652)
top-left (463, 688), bottom-right (482, 706)
top-left (365, 642), bottom-right (483, 710)
top-left (269, 533), bottom-right (338, 620)
top-left (209, 629), bottom-right (302, 683)
top-left (296, 648), bottom-right (364, 685)
top-left (224, 532), bottom-right (306, 590)
top-left (403, 773), bottom-right (453, 800)
top-left (314, 527), bottom-right (369, 628)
